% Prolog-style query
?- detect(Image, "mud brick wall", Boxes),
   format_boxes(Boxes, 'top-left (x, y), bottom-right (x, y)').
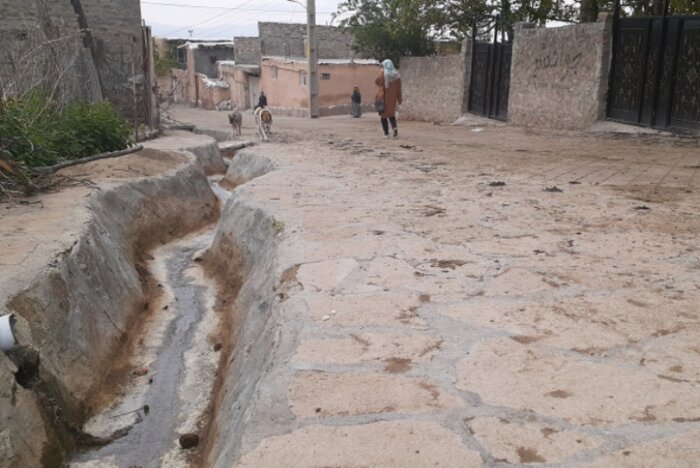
top-left (192, 46), bottom-right (235, 78)
top-left (80, 0), bottom-right (146, 121)
top-left (508, 15), bottom-right (613, 130)
top-left (400, 41), bottom-right (471, 123)
top-left (234, 37), bottom-right (262, 65)
top-left (0, 0), bottom-right (148, 122)
top-left (0, 0), bottom-right (103, 103)
top-left (259, 22), bottom-right (354, 59)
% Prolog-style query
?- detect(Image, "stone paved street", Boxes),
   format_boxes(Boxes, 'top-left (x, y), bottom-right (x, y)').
top-left (172, 106), bottom-right (700, 467)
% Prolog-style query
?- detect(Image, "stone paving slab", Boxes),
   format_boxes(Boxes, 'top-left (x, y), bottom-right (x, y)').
top-left (171, 106), bottom-right (700, 467)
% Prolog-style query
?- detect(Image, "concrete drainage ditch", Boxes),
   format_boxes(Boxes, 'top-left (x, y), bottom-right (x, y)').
top-left (0, 133), bottom-right (278, 468)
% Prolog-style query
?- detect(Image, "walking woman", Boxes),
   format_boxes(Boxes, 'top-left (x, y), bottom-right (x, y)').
top-left (375, 59), bottom-right (402, 138)
top-left (351, 85), bottom-right (362, 117)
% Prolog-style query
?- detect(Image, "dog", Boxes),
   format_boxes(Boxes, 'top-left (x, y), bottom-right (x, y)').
top-left (254, 107), bottom-right (273, 141)
top-left (227, 110), bottom-right (242, 137)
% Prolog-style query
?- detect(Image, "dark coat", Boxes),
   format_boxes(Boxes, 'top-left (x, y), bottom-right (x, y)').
top-left (375, 71), bottom-right (402, 118)
top-left (351, 90), bottom-right (362, 104)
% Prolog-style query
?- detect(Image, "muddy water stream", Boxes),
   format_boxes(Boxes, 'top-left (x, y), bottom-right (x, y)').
top-left (71, 177), bottom-right (230, 468)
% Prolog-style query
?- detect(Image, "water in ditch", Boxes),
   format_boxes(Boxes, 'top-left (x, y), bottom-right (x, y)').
top-left (71, 177), bottom-right (230, 468)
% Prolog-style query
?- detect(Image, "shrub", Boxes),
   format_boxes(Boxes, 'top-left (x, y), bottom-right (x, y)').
top-left (0, 94), bottom-right (131, 169)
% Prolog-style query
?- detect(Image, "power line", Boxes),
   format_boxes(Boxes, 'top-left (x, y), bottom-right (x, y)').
top-left (141, 1), bottom-right (334, 14)
top-left (158, 0), bottom-right (259, 36)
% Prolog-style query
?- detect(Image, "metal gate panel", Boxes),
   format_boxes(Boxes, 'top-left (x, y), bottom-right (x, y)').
top-left (494, 44), bottom-right (512, 120)
top-left (608, 19), bottom-right (651, 123)
top-left (468, 41), bottom-right (512, 121)
top-left (669, 19), bottom-right (700, 129)
top-left (469, 43), bottom-right (491, 116)
top-left (608, 15), bottom-right (700, 131)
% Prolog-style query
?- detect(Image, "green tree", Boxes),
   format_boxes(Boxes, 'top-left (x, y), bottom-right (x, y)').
top-left (335, 0), bottom-right (444, 64)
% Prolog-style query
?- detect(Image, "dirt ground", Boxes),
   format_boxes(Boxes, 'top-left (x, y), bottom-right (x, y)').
top-left (172, 105), bottom-right (700, 467)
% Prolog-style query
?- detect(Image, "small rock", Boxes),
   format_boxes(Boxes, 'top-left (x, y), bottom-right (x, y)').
top-left (213, 343), bottom-right (223, 352)
top-left (143, 404), bottom-right (150, 415)
top-left (330, 310), bottom-right (337, 315)
top-left (132, 368), bottom-right (149, 377)
top-left (321, 315), bottom-right (331, 321)
top-left (633, 205), bottom-right (650, 210)
top-left (315, 407), bottom-right (322, 413)
top-left (179, 433), bottom-right (200, 449)
top-left (489, 181), bottom-right (506, 187)
top-left (544, 186), bottom-right (563, 193)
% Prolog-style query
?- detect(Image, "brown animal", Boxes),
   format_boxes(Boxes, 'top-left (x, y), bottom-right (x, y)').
top-left (228, 110), bottom-right (242, 137)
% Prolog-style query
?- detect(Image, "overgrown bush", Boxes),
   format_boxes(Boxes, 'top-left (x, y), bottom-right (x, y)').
top-left (0, 94), bottom-right (131, 169)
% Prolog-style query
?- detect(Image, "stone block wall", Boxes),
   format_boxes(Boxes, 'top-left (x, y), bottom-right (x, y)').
top-left (0, 0), bottom-right (103, 104)
top-left (0, 0), bottom-right (152, 124)
top-left (508, 16), bottom-right (613, 129)
top-left (400, 42), bottom-right (471, 123)
top-left (192, 45), bottom-right (235, 78)
top-left (259, 22), bottom-right (354, 59)
top-left (81, 0), bottom-right (147, 122)
top-left (234, 37), bottom-right (262, 65)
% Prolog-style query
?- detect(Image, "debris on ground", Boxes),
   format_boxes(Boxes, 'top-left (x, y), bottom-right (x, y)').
top-left (489, 181), bottom-right (506, 187)
top-left (179, 433), bottom-right (200, 449)
top-left (634, 205), bottom-right (651, 210)
top-left (544, 186), bottom-right (563, 193)
top-left (132, 368), bottom-right (149, 377)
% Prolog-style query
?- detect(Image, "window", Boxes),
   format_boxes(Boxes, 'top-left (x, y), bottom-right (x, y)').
top-left (321, 73), bottom-right (331, 80)
top-left (299, 71), bottom-right (307, 86)
top-left (272, 66), bottom-right (278, 79)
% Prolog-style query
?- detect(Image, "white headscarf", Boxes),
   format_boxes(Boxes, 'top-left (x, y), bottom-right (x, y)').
top-left (382, 59), bottom-right (400, 88)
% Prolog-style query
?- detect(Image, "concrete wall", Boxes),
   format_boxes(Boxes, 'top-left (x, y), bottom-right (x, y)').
top-left (234, 37), bottom-right (262, 65)
top-left (81, 0), bottom-right (147, 121)
top-left (260, 58), bottom-right (377, 116)
top-left (219, 64), bottom-right (255, 109)
top-left (193, 45), bottom-right (235, 78)
top-left (400, 41), bottom-right (472, 123)
top-left (0, 0), bottom-right (152, 124)
top-left (259, 22), bottom-right (354, 59)
top-left (0, 0), bottom-right (103, 104)
top-left (508, 15), bottom-right (613, 129)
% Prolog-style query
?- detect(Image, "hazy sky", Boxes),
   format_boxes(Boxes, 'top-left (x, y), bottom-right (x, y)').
top-left (141, 0), bottom-right (347, 39)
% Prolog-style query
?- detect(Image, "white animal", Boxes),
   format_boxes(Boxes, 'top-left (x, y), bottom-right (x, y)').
top-left (254, 107), bottom-right (273, 141)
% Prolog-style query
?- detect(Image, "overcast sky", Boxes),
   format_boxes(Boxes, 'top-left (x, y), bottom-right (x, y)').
top-left (141, 0), bottom-right (347, 39)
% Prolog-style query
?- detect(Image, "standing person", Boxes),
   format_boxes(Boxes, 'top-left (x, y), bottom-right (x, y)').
top-left (351, 85), bottom-right (362, 118)
top-left (256, 91), bottom-right (267, 110)
top-left (375, 59), bottom-right (402, 138)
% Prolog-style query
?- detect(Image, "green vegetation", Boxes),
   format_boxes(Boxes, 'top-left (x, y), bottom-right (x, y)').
top-left (336, 0), bottom-right (700, 61)
top-left (154, 46), bottom-right (179, 78)
top-left (0, 94), bottom-right (131, 197)
top-left (0, 94), bottom-right (130, 169)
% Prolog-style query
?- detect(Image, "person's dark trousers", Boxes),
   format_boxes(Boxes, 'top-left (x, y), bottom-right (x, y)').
top-left (381, 117), bottom-right (397, 135)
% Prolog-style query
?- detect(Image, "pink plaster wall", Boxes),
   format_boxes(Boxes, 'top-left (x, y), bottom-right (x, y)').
top-left (220, 66), bottom-right (251, 109)
top-left (260, 58), bottom-right (378, 113)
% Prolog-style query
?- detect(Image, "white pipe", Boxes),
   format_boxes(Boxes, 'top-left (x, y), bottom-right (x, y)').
top-left (0, 314), bottom-right (17, 351)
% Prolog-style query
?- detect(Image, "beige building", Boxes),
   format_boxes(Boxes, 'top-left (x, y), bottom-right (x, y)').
top-left (260, 57), bottom-right (379, 117)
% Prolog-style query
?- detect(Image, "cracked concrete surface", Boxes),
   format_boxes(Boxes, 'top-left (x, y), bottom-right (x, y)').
top-left (135, 109), bottom-right (700, 465)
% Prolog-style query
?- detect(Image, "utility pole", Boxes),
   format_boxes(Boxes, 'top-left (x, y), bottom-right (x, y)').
top-left (307, 0), bottom-right (319, 118)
